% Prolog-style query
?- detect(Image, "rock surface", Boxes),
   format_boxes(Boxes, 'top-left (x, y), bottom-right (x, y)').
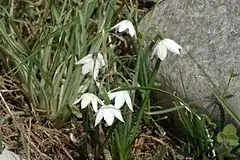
top-left (0, 148), bottom-right (24, 160)
top-left (143, 0), bottom-right (240, 118)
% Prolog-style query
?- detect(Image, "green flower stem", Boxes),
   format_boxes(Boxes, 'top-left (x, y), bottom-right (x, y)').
top-left (144, 59), bottom-right (161, 122)
top-left (94, 124), bottom-right (100, 159)
top-left (114, 129), bottom-right (124, 160)
top-left (125, 59), bottom-right (161, 157)
top-left (211, 88), bottom-right (240, 125)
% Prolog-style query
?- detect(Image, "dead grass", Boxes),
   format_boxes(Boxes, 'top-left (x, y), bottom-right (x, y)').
top-left (0, 74), bottom-right (179, 159)
top-left (0, 75), bottom-right (84, 159)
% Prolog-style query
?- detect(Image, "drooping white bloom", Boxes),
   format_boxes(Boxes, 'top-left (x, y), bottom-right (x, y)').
top-left (112, 20), bottom-right (137, 38)
top-left (109, 90), bottom-right (133, 111)
top-left (151, 38), bottom-right (182, 61)
top-left (76, 53), bottom-right (105, 80)
top-left (95, 104), bottom-right (124, 126)
top-left (72, 93), bottom-right (103, 112)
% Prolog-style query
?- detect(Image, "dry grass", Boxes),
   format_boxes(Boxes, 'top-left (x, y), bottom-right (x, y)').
top-left (0, 75), bottom-right (84, 159)
top-left (0, 74), bottom-right (179, 159)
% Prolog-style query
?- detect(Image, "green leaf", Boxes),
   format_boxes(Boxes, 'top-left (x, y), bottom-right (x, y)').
top-left (211, 88), bottom-right (240, 125)
top-left (148, 105), bottom-right (185, 115)
top-left (226, 134), bottom-right (239, 147)
top-left (217, 124), bottom-right (239, 147)
top-left (217, 132), bottom-right (239, 147)
top-left (223, 124), bottom-right (237, 134)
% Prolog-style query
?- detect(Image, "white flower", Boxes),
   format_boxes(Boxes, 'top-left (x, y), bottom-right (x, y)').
top-left (76, 53), bottom-right (105, 80)
top-left (95, 104), bottom-right (124, 126)
top-left (109, 90), bottom-right (133, 111)
top-left (72, 93), bottom-right (103, 112)
top-left (151, 38), bottom-right (182, 61)
top-left (112, 20), bottom-right (137, 38)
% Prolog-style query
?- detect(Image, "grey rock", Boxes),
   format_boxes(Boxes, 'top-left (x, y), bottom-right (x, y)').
top-left (0, 148), bottom-right (24, 160)
top-left (143, 0), bottom-right (240, 119)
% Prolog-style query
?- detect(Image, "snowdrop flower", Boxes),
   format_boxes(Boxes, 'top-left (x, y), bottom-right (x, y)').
top-left (76, 53), bottom-right (105, 80)
top-left (95, 104), bottom-right (124, 126)
top-left (112, 20), bottom-right (137, 38)
top-left (72, 93), bottom-right (103, 112)
top-left (109, 90), bottom-right (133, 111)
top-left (151, 38), bottom-right (182, 61)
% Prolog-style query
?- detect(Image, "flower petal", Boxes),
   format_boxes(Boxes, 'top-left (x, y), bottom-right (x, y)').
top-left (124, 92), bottom-right (133, 111)
top-left (112, 20), bottom-right (136, 38)
top-left (72, 98), bottom-right (81, 105)
top-left (95, 109), bottom-right (104, 126)
top-left (97, 98), bottom-right (104, 105)
top-left (95, 105), bottom-right (124, 126)
top-left (75, 54), bottom-right (93, 65)
top-left (91, 97), bottom-right (98, 112)
top-left (104, 111), bottom-right (115, 126)
top-left (92, 65), bottom-right (100, 80)
top-left (111, 23), bottom-right (120, 30)
top-left (151, 43), bottom-right (158, 59)
top-left (81, 94), bottom-right (91, 109)
top-left (156, 42), bottom-right (168, 61)
top-left (128, 28), bottom-right (137, 38)
top-left (117, 20), bottom-right (128, 32)
top-left (164, 39), bottom-right (182, 55)
top-left (114, 94), bottom-right (125, 109)
top-left (82, 62), bottom-right (93, 75)
top-left (91, 53), bottom-right (105, 80)
top-left (111, 108), bottom-right (124, 122)
top-left (108, 92), bottom-right (116, 100)
top-left (96, 53), bottom-right (105, 67)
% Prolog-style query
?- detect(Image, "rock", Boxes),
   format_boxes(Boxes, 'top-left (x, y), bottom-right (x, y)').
top-left (141, 0), bottom-right (240, 121)
top-left (0, 148), bottom-right (24, 160)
